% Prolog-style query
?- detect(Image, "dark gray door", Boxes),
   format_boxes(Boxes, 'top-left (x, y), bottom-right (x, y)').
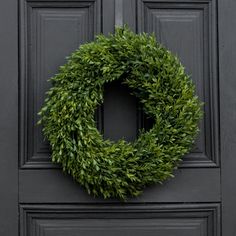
top-left (0, 0), bottom-right (236, 235)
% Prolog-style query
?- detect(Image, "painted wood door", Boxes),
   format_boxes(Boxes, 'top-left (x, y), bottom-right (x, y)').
top-left (0, 0), bottom-right (235, 235)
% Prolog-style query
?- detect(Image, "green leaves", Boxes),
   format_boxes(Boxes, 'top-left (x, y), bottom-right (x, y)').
top-left (38, 26), bottom-right (203, 200)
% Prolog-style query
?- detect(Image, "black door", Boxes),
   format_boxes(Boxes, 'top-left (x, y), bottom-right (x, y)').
top-left (0, 0), bottom-right (235, 235)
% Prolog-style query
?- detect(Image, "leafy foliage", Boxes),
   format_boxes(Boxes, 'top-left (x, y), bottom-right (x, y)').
top-left (38, 27), bottom-right (203, 200)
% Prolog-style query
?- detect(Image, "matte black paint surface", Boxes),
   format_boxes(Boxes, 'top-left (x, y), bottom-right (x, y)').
top-left (0, 0), bottom-right (235, 235)
top-left (103, 80), bottom-right (138, 142)
top-left (0, 0), bottom-right (18, 235)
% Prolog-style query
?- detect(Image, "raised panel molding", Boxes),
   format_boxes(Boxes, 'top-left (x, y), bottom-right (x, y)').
top-left (20, 204), bottom-right (220, 236)
top-left (19, 0), bottom-right (101, 168)
top-left (138, 0), bottom-right (219, 167)
top-left (20, 0), bottom-right (219, 169)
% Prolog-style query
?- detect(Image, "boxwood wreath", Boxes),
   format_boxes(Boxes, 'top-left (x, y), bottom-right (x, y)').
top-left (38, 27), bottom-right (203, 200)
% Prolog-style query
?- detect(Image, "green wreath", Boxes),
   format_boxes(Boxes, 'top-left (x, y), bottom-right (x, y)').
top-left (38, 27), bottom-right (202, 200)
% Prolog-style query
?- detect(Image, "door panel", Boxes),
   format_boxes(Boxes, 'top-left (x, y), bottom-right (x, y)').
top-left (0, 0), bottom-right (235, 235)
top-left (20, 205), bottom-right (219, 236)
top-left (138, 0), bottom-right (219, 167)
top-left (19, 0), bottom-right (101, 169)
top-left (18, 0), bottom-right (221, 236)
